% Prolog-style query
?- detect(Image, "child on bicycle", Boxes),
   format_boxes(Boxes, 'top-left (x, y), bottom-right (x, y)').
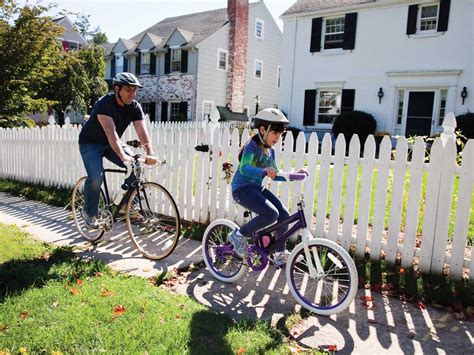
top-left (229, 108), bottom-right (291, 266)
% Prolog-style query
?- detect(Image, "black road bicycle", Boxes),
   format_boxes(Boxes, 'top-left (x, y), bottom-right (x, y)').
top-left (71, 140), bottom-right (181, 260)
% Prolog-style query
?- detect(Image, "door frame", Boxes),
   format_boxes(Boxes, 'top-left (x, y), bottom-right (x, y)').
top-left (393, 88), bottom-right (447, 137)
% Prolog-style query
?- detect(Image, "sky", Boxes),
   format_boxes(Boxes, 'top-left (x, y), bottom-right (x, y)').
top-left (40, 0), bottom-right (297, 43)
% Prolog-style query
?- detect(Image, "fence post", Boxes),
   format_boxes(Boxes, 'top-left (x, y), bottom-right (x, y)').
top-left (441, 112), bottom-right (456, 146)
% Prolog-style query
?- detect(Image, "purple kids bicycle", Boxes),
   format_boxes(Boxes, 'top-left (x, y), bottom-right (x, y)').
top-left (201, 172), bottom-right (358, 315)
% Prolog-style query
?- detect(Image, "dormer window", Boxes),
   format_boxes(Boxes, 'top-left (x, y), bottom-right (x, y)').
top-left (171, 49), bottom-right (181, 72)
top-left (115, 55), bottom-right (124, 74)
top-left (141, 52), bottom-right (150, 74)
top-left (255, 18), bottom-right (264, 39)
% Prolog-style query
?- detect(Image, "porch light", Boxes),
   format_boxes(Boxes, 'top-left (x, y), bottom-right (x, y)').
top-left (377, 87), bottom-right (384, 104)
top-left (461, 86), bottom-right (468, 105)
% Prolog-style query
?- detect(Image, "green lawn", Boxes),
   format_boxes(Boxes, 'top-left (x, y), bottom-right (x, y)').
top-left (0, 224), bottom-right (294, 354)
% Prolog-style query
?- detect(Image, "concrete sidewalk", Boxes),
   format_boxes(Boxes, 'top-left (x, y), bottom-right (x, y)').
top-left (0, 192), bottom-right (472, 354)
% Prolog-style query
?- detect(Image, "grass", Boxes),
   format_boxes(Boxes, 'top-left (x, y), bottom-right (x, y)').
top-left (0, 224), bottom-right (296, 354)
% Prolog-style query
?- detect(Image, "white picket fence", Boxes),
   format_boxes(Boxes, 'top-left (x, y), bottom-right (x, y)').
top-left (0, 116), bottom-right (472, 279)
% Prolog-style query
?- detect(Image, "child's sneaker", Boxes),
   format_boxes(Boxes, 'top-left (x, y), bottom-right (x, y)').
top-left (229, 229), bottom-right (248, 258)
top-left (271, 250), bottom-right (289, 268)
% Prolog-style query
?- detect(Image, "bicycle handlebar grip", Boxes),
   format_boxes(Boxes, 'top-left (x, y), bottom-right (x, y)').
top-left (126, 140), bottom-right (141, 148)
top-left (288, 172), bottom-right (307, 181)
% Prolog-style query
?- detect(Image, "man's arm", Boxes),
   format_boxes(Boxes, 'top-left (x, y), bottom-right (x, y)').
top-left (133, 119), bottom-right (157, 164)
top-left (97, 114), bottom-right (132, 162)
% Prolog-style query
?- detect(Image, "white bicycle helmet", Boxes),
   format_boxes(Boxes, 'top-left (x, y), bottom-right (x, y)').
top-left (252, 108), bottom-right (289, 147)
top-left (113, 72), bottom-right (143, 88)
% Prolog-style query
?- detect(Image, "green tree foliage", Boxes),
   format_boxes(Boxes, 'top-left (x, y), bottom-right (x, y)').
top-left (0, 0), bottom-right (64, 116)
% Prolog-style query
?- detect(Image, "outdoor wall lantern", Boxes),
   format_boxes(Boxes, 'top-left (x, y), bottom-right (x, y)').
top-left (461, 86), bottom-right (468, 105)
top-left (377, 87), bottom-right (384, 104)
top-left (255, 94), bottom-right (261, 114)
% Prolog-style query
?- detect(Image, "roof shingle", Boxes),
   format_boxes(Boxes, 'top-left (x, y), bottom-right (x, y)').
top-left (282, 0), bottom-right (376, 17)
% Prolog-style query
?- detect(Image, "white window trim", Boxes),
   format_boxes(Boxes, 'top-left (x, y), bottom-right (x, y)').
top-left (141, 51), bottom-right (151, 75)
top-left (217, 49), bottom-right (228, 71)
top-left (417, 3), bottom-right (439, 34)
top-left (202, 100), bottom-right (214, 120)
top-left (321, 16), bottom-right (345, 51)
top-left (276, 65), bottom-right (281, 88)
top-left (315, 88), bottom-right (342, 128)
top-left (255, 17), bottom-right (265, 40)
top-left (254, 59), bottom-right (263, 80)
top-left (170, 48), bottom-right (182, 73)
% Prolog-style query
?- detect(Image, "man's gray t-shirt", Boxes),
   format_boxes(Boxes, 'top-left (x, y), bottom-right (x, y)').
top-left (79, 93), bottom-right (144, 145)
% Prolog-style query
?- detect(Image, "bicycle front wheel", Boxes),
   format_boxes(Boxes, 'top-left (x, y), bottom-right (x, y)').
top-left (286, 238), bottom-right (358, 315)
top-left (71, 176), bottom-right (106, 242)
top-left (126, 182), bottom-right (181, 260)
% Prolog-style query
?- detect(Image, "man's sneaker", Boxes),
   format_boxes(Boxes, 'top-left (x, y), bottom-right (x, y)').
top-left (229, 229), bottom-right (248, 259)
top-left (271, 250), bottom-right (289, 268)
top-left (81, 209), bottom-right (99, 230)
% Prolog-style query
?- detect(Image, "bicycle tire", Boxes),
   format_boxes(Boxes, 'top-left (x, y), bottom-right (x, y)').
top-left (71, 176), bottom-right (106, 242)
top-left (286, 238), bottom-right (358, 315)
top-left (202, 219), bottom-right (247, 283)
top-left (126, 182), bottom-right (181, 260)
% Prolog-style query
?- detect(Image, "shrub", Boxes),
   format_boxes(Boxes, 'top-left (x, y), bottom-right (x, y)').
top-left (332, 110), bottom-right (376, 145)
top-left (455, 112), bottom-right (474, 140)
top-left (0, 115), bottom-right (36, 129)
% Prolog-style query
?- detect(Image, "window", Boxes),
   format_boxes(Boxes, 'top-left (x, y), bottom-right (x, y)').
top-left (202, 100), bottom-right (214, 120)
top-left (171, 49), bottom-right (181, 72)
top-left (397, 90), bottom-right (405, 125)
top-left (141, 52), bottom-right (150, 74)
top-left (438, 89), bottom-right (447, 125)
top-left (217, 49), bottom-right (227, 71)
top-left (69, 42), bottom-right (78, 51)
top-left (170, 102), bottom-right (182, 121)
top-left (419, 4), bottom-right (439, 32)
top-left (276, 66), bottom-right (281, 88)
top-left (141, 101), bottom-right (156, 121)
top-left (255, 18), bottom-right (264, 39)
top-left (254, 60), bottom-right (263, 79)
top-left (317, 90), bottom-right (341, 124)
top-left (115, 55), bottom-right (124, 74)
top-left (324, 17), bottom-right (345, 49)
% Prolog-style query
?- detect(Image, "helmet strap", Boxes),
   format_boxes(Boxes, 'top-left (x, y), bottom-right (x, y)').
top-left (115, 86), bottom-right (128, 106)
top-left (257, 124), bottom-right (271, 148)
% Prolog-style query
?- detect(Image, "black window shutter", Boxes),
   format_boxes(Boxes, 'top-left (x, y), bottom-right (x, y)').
top-left (111, 55), bottom-right (116, 77)
top-left (136, 52), bottom-right (141, 75)
top-left (179, 101), bottom-right (188, 120)
top-left (123, 57), bottom-right (128, 72)
top-left (150, 53), bottom-right (156, 75)
top-left (181, 50), bottom-right (188, 73)
top-left (343, 13), bottom-right (358, 50)
top-left (437, 0), bottom-right (450, 32)
top-left (341, 89), bottom-right (355, 114)
top-left (164, 48), bottom-right (171, 74)
top-left (149, 102), bottom-right (156, 122)
top-left (406, 5), bottom-right (418, 35)
top-left (161, 102), bottom-right (168, 122)
top-left (310, 18), bottom-right (322, 53)
top-left (303, 89), bottom-right (317, 126)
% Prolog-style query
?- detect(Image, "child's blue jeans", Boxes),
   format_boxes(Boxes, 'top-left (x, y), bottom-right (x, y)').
top-left (232, 185), bottom-right (289, 252)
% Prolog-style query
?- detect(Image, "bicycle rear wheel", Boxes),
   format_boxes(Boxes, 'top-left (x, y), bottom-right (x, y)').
top-left (202, 219), bottom-right (247, 283)
top-left (126, 182), bottom-right (181, 260)
top-left (286, 238), bottom-right (358, 315)
top-left (71, 176), bottom-right (106, 242)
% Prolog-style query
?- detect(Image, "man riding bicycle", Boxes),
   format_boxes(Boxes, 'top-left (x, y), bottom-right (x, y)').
top-left (78, 72), bottom-right (157, 229)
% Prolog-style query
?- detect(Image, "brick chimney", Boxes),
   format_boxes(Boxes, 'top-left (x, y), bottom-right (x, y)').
top-left (226, 0), bottom-right (248, 113)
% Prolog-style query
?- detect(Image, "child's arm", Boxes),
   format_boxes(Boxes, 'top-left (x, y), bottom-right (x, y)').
top-left (239, 143), bottom-right (267, 178)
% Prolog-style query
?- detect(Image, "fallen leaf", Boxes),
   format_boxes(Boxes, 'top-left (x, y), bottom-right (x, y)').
top-left (19, 347), bottom-right (27, 354)
top-left (70, 287), bottom-right (80, 296)
top-left (417, 302), bottom-right (426, 310)
top-left (360, 296), bottom-right (373, 302)
top-left (142, 268), bottom-right (151, 272)
top-left (112, 305), bottom-right (126, 320)
top-left (237, 348), bottom-right (246, 354)
top-left (40, 251), bottom-right (50, 261)
top-left (51, 302), bottom-right (59, 308)
top-left (371, 283), bottom-right (382, 293)
top-left (51, 352), bottom-right (64, 355)
top-left (175, 314), bottom-right (182, 320)
top-left (399, 267), bottom-right (406, 275)
top-left (382, 283), bottom-right (394, 291)
top-left (76, 279), bottom-right (83, 287)
top-left (19, 310), bottom-right (29, 320)
top-left (0, 324), bottom-right (8, 334)
top-left (101, 287), bottom-right (115, 298)
top-left (94, 272), bottom-right (104, 277)
top-left (178, 303), bottom-right (186, 309)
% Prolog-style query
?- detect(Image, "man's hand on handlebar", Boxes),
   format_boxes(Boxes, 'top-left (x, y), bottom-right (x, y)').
top-left (144, 155), bottom-right (158, 165)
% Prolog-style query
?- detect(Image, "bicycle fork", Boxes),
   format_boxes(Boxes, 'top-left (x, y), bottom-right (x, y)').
top-left (300, 228), bottom-right (344, 278)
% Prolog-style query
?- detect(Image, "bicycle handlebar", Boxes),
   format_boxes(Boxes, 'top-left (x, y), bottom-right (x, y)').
top-left (273, 170), bottom-right (308, 182)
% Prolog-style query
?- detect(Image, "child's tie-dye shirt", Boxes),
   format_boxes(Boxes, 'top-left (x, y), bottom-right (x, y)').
top-left (231, 139), bottom-right (278, 192)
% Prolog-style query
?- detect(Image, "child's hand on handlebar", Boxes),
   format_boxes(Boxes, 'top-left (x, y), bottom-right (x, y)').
top-left (264, 167), bottom-right (277, 179)
top-left (297, 168), bottom-right (308, 176)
